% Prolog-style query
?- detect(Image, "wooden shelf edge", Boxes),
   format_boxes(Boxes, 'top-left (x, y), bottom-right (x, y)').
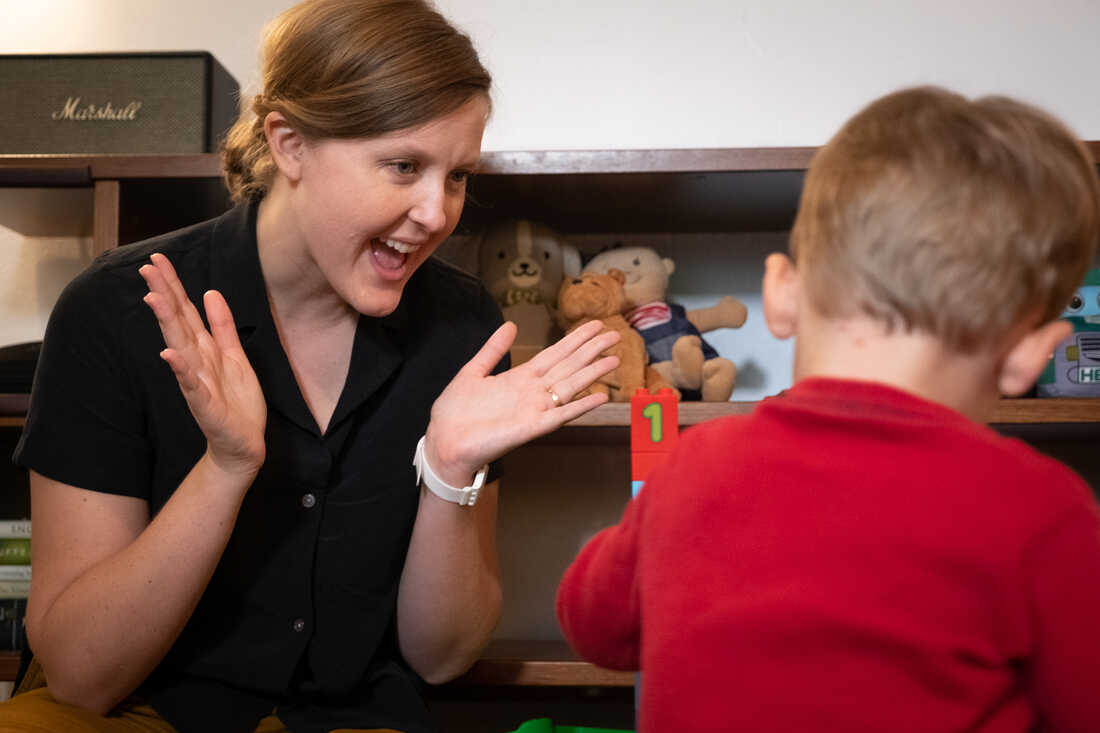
top-left (564, 398), bottom-right (1100, 428)
top-left (0, 646), bottom-right (633, 688)
top-left (3, 143), bottom-right (1094, 181)
top-left (478, 147), bottom-right (816, 174)
top-left (990, 398), bottom-right (1100, 424)
top-left (447, 641), bottom-right (633, 687)
top-left (4, 397), bottom-right (1100, 430)
top-left (0, 154), bottom-right (223, 180)
top-left (0, 651), bottom-right (20, 682)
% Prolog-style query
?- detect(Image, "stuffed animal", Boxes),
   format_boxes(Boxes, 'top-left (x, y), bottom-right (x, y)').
top-left (556, 269), bottom-right (677, 402)
top-left (476, 219), bottom-right (581, 365)
top-left (583, 245), bottom-right (747, 401)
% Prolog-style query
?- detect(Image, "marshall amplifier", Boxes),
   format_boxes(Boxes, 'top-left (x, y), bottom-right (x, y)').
top-left (0, 52), bottom-right (239, 154)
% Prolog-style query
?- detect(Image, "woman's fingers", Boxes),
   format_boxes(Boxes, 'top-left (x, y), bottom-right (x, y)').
top-left (543, 390), bottom-right (609, 425)
top-left (139, 262), bottom-right (199, 356)
top-left (204, 290), bottom-right (245, 356)
top-left (150, 253), bottom-right (208, 336)
top-left (539, 329), bottom-right (620, 393)
top-left (459, 321), bottom-right (518, 379)
top-left (525, 320), bottom-right (607, 377)
top-left (549, 355), bottom-right (620, 402)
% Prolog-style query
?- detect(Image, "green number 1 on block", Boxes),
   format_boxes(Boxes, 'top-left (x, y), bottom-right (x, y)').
top-left (642, 402), bottom-right (663, 444)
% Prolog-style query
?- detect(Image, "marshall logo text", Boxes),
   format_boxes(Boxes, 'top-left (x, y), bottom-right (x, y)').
top-left (50, 96), bottom-right (143, 121)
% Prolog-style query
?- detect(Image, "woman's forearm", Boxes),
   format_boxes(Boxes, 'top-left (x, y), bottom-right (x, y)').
top-left (396, 480), bottom-right (502, 685)
top-left (28, 454), bottom-right (253, 713)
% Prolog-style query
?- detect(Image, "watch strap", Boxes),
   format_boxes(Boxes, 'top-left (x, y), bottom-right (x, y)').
top-left (412, 435), bottom-right (487, 507)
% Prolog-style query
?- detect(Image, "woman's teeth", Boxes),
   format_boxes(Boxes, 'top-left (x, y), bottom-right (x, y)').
top-left (383, 238), bottom-right (420, 254)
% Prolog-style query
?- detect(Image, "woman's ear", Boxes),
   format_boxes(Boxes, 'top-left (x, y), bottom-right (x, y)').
top-left (997, 319), bottom-right (1072, 397)
top-left (263, 111), bottom-right (305, 183)
top-left (762, 253), bottom-right (800, 340)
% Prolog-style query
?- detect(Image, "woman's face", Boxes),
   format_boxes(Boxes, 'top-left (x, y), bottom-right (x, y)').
top-left (289, 96), bottom-right (488, 317)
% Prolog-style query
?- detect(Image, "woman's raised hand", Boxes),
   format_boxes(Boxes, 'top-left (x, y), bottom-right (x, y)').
top-left (139, 253), bottom-right (267, 478)
top-left (424, 320), bottom-right (620, 486)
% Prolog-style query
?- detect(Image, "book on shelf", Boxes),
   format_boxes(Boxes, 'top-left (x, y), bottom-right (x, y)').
top-left (0, 539), bottom-right (30, 566)
top-left (0, 598), bottom-right (27, 652)
top-left (0, 580), bottom-right (29, 599)
top-left (0, 566), bottom-right (29, 581)
top-left (0, 520), bottom-right (30, 540)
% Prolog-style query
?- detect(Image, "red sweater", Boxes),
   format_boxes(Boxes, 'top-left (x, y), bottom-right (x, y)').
top-left (557, 378), bottom-right (1100, 732)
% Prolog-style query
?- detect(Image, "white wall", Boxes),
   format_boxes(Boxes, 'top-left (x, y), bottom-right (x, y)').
top-left (2, 0), bottom-right (1099, 385)
top-left (1, 0), bottom-right (1098, 150)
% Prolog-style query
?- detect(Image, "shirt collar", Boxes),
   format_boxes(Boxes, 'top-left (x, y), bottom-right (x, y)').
top-left (204, 196), bottom-right (414, 436)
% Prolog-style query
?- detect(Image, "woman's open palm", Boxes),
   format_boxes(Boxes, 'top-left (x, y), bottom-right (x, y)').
top-left (139, 253), bottom-right (267, 478)
top-left (425, 319), bottom-right (620, 481)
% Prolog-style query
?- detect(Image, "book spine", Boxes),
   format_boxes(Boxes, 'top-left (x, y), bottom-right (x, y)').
top-left (0, 520), bottom-right (30, 540)
top-left (0, 580), bottom-right (29, 599)
top-left (0, 539), bottom-right (30, 565)
top-left (0, 565), bottom-right (30, 581)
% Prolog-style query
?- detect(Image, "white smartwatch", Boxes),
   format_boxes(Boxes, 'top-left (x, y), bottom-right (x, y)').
top-left (412, 435), bottom-right (488, 507)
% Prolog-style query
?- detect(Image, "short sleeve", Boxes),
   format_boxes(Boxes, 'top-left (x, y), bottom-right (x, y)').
top-left (13, 264), bottom-right (153, 499)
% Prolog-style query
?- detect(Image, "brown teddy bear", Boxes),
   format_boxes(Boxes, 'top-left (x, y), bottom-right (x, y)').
top-left (556, 269), bottom-right (677, 402)
top-left (583, 245), bottom-right (746, 401)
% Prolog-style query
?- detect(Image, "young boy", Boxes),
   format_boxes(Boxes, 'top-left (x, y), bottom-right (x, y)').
top-left (556, 86), bottom-right (1100, 732)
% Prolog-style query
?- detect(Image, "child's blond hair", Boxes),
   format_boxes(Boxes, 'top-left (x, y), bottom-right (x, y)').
top-left (791, 86), bottom-right (1100, 353)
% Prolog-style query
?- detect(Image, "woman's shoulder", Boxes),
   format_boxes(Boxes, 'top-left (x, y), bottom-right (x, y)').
top-left (65, 215), bottom-right (223, 304)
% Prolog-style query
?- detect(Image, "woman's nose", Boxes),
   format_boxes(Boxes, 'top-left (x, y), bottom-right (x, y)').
top-left (408, 181), bottom-right (449, 232)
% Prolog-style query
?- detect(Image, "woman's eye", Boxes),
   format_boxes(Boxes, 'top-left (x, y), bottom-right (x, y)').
top-left (391, 161), bottom-right (417, 175)
top-left (449, 170), bottom-right (471, 184)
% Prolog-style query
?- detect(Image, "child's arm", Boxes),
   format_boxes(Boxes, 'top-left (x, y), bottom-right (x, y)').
top-left (556, 492), bottom-right (646, 671)
top-left (1029, 503), bottom-right (1100, 729)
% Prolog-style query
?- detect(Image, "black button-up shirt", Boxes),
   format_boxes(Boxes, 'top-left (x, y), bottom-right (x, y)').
top-left (15, 200), bottom-right (505, 733)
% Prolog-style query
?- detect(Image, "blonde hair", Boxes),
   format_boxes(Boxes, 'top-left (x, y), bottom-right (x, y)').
top-left (791, 86), bottom-right (1100, 353)
top-left (222, 0), bottom-right (491, 203)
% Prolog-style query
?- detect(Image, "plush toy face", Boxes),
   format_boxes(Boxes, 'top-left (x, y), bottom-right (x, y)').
top-left (477, 219), bottom-right (581, 306)
top-left (583, 246), bottom-right (674, 309)
top-left (557, 269), bottom-right (629, 325)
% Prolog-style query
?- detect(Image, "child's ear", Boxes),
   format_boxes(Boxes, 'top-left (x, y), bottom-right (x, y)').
top-left (997, 319), bottom-right (1073, 397)
top-left (264, 111), bottom-right (306, 182)
top-left (762, 253), bottom-right (799, 340)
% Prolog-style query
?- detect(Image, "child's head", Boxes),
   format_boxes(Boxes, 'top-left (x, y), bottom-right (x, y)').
top-left (789, 86), bottom-right (1100, 355)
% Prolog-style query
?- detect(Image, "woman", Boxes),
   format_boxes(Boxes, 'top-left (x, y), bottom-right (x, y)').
top-left (2, 1), bottom-right (618, 731)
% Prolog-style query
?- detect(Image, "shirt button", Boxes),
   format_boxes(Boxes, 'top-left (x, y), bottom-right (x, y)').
top-left (301, 493), bottom-right (316, 509)
top-left (292, 618), bottom-right (306, 633)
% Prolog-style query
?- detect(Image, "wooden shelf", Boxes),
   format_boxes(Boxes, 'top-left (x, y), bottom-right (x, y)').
top-left (564, 398), bottom-right (1100, 428)
top-left (0, 644), bottom-right (631, 688)
top-left (448, 641), bottom-right (632, 687)
top-left (0, 148), bottom-right (815, 182)
top-left (0, 651), bottom-right (19, 682)
top-left (4, 398), bottom-right (1099, 431)
top-left (2, 143), bottom-right (1096, 180)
